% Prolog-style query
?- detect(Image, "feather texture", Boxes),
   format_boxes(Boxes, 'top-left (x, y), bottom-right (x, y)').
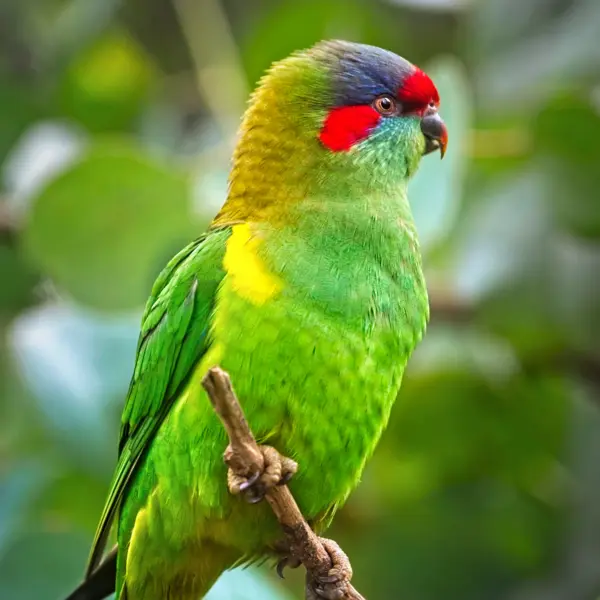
top-left (68, 39), bottom-right (439, 600)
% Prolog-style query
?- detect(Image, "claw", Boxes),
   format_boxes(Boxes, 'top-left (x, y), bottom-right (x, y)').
top-left (245, 485), bottom-right (266, 504)
top-left (238, 470), bottom-right (260, 492)
top-left (276, 554), bottom-right (301, 579)
top-left (226, 445), bottom-right (297, 504)
top-left (278, 470), bottom-right (294, 486)
top-left (306, 538), bottom-right (353, 600)
top-left (276, 558), bottom-right (286, 579)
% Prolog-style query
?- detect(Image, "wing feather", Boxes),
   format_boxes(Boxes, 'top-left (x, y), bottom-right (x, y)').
top-left (85, 227), bottom-right (231, 577)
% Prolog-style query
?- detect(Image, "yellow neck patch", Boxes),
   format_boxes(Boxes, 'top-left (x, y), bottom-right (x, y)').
top-left (223, 224), bottom-right (283, 305)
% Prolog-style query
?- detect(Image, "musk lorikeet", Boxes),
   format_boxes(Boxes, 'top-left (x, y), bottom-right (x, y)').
top-left (65, 40), bottom-right (448, 600)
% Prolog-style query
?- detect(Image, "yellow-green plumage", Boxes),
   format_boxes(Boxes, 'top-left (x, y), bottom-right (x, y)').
top-left (70, 40), bottom-right (445, 600)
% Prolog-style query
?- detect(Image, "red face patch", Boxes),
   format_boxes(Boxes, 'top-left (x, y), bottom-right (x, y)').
top-left (397, 68), bottom-right (440, 115)
top-left (319, 105), bottom-right (381, 152)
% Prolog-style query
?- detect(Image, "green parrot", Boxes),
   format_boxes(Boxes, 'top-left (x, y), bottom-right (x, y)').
top-left (65, 39), bottom-right (447, 600)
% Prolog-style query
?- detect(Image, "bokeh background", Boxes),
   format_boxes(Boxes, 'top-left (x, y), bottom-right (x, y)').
top-left (1, 0), bottom-right (599, 599)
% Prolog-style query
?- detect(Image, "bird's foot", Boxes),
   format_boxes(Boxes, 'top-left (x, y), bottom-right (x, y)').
top-left (227, 445), bottom-right (297, 504)
top-left (276, 553), bottom-right (302, 579)
top-left (305, 538), bottom-right (355, 600)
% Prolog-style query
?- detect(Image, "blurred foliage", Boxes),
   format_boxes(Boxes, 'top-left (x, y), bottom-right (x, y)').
top-left (0, 0), bottom-right (599, 599)
top-left (23, 142), bottom-right (195, 310)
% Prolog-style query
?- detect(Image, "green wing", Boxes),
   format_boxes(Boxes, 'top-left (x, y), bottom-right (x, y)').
top-left (86, 227), bottom-right (231, 577)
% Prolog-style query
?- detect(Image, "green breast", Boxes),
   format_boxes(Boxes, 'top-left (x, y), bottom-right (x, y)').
top-left (144, 192), bottom-right (429, 556)
top-left (217, 195), bottom-right (429, 523)
top-left (218, 290), bottom-right (410, 523)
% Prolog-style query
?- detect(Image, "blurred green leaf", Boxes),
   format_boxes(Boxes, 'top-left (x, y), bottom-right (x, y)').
top-left (389, 371), bottom-right (566, 493)
top-left (43, 0), bottom-right (123, 62)
top-left (59, 30), bottom-right (157, 132)
top-left (452, 166), bottom-right (553, 303)
top-left (507, 392), bottom-right (600, 600)
top-left (474, 0), bottom-right (600, 114)
top-left (0, 529), bottom-right (89, 600)
top-left (0, 83), bottom-right (46, 165)
top-left (9, 302), bottom-right (138, 470)
top-left (471, 0), bottom-right (554, 60)
top-left (551, 235), bottom-right (600, 353)
top-left (3, 121), bottom-right (87, 214)
top-left (534, 92), bottom-right (600, 238)
top-left (0, 244), bottom-right (38, 312)
top-left (37, 469), bottom-right (110, 534)
top-left (410, 323), bottom-right (518, 381)
top-left (534, 92), bottom-right (600, 167)
top-left (0, 460), bottom-right (49, 558)
top-left (23, 140), bottom-right (194, 310)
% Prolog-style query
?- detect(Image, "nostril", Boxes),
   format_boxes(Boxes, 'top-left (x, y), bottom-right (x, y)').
top-left (424, 103), bottom-right (437, 117)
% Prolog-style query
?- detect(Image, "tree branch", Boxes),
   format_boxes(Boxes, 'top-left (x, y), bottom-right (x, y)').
top-left (202, 366), bottom-right (365, 600)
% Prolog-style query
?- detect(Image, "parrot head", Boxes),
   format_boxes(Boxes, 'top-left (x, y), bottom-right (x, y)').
top-left (312, 40), bottom-right (447, 160)
top-left (222, 40), bottom-right (447, 219)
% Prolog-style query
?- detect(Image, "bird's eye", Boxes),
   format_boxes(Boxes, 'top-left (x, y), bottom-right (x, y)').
top-left (373, 95), bottom-right (397, 116)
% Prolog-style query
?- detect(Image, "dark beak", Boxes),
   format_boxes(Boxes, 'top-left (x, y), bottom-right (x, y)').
top-left (421, 111), bottom-right (448, 159)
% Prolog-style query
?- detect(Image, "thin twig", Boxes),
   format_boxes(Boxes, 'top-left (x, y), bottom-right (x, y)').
top-left (202, 366), bottom-right (365, 600)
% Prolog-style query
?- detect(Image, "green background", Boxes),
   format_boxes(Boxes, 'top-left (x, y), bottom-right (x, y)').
top-left (0, 0), bottom-right (599, 599)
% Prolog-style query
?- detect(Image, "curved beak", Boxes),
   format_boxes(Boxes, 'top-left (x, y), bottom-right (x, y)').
top-left (421, 111), bottom-right (448, 159)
